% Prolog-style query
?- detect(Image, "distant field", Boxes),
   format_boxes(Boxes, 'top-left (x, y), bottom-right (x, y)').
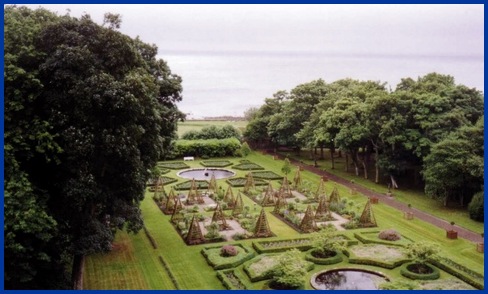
top-left (177, 120), bottom-right (248, 137)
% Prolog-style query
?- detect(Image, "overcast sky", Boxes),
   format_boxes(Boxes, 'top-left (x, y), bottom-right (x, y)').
top-left (19, 4), bottom-right (484, 117)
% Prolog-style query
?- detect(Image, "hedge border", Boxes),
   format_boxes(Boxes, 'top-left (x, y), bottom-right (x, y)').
top-left (143, 226), bottom-right (158, 249)
top-left (158, 162), bottom-right (190, 170)
top-left (201, 243), bottom-right (256, 270)
top-left (233, 163), bottom-right (265, 171)
top-left (173, 180), bottom-right (209, 190)
top-left (216, 269), bottom-right (248, 290)
top-left (400, 262), bottom-right (440, 280)
top-left (226, 177), bottom-right (268, 187)
top-left (428, 258), bottom-right (484, 290)
top-left (354, 231), bottom-right (414, 247)
top-left (200, 160), bottom-right (233, 167)
top-left (344, 246), bottom-right (409, 269)
top-left (158, 256), bottom-right (180, 290)
top-left (243, 254), bottom-right (280, 282)
top-left (252, 236), bottom-right (358, 254)
top-left (251, 171), bottom-right (282, 180)
top-left (305, 249), bottom-right (344, 265)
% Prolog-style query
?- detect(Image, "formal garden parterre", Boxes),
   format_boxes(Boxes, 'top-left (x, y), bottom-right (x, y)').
top-left (84, 153), bottom-right (484, 290)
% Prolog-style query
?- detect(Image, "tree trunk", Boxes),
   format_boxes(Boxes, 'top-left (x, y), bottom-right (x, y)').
top-left (345, 153), bottom-right (349, 172)
top-left (320, 146), bottom-right (324, 159)
top-left (338, 150), bottom-right (342, 158)
top-left (72, 254), bottom-right (85, 290)
top-left (330, 149), bottom-right (335, 170)
top-left (314, 147), bottom-right (318, 155)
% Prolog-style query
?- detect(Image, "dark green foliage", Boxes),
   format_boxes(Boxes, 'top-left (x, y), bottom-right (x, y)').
top-left (201, 244), bottom-right (255, 270)
top-left (468, 191), bottom-right (484, 221)
top-left (226, 177), bottom-right (267, 187)
top-left (233, 162), bottom-right (264, 170)
top-left (171, 138), bottom-right (242, 158)
top-left (251, 171), bottom-right (282, 180)
top-left (216, 270), bottom-right (248, 290)
top-left (181, 124), bottom-right (241, 140)
top-left (305, 250), bottom-right (344, 265)
top-left (158, 162), bottom-right (190, 170)
top-left (240, 142), bottom-right (252, 157)
top-left (400, 262), bottom-right (440, 280)
top-left (428, 257), bottom-right (484, 289)
top-left (174, 180), bottom-right (209, 190)
top-left (200, 160), bottom-right (233, 167)
top-left (4, 6), bottom-right (182, 288)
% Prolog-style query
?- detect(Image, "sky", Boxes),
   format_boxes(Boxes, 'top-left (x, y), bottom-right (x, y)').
top-left (18, 4), bottom-right (484, 118)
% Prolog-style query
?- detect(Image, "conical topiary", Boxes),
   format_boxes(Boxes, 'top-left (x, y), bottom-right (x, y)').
top-left (243, 172), bottom-right (255, 193)
top-left (253, 209), bottom-right (272, 238)
top-left (299, 205), bottom-right (317, 233)
top-left (223, 185), bottom-right (235, 208)
top-left (359, 198), bottom-right (377, 228)
top-left (211, 203), bottom-right (228, 230)
top-left (232, 192), bottom-right (244, 217)
top-left (186, 214), bottom-right (205, 245)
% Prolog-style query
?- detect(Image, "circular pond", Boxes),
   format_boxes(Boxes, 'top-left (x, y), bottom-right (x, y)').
top-left (177, 168), bottom-right (235, 180)
top-left (311, 269), bottom-right (389, 290)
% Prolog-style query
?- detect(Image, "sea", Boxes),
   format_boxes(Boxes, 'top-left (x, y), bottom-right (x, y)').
top-left (160, 51), bottom-right (484, 118)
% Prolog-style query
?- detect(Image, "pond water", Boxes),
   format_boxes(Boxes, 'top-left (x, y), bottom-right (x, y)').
top-left (177, 168), bottom-right (235, 180)
top-left (311, 269), bottom-right (389, 290)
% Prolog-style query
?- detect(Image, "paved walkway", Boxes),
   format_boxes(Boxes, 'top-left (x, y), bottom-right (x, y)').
top-left (267, 151), bottom-right (483, 243)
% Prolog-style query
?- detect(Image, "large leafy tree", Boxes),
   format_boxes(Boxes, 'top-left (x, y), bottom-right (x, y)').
top-left (4, 6), bottom-right (183, 289)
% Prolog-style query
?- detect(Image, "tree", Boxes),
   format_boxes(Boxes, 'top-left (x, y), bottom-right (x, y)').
top-left (281, 157), bottom-right (292, 176)
top-left (4, 6), bottom-right (183, 289)
top-left (271, 249), bottom-right (309, 289)
top-left (468, 191), bottom-right (484, 222)
top-left (310, 226), bottom-right (346, 257)
top-left (406, 241), bottom-right (440, 273)
top-left (240, 142), bottom-right (252, 157)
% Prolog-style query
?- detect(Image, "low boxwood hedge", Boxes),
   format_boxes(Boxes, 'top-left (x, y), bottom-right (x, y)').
top-left (201, 243), bottom-right (256, 270)
top-left (174, 180), bottom-right (209, 190)
top-left (400, 262), bottom-right (440, 280)
top-left (354, 231), bottom-right (413, 247)
top-left (158, 162), bottom-right (190, 170)
top-left (428, 258), bottom-right (484, 290)
top-left (344, 250), bottom-right (409, 270)
top-left (251, 171), bottom-right (282, 180)
top-left (226, 177), bottom-right (267, 187)
top-left (243, 254), bottom-right (280, 282)
top-left (200, 160), bottom-right (233, 167)
top-left (253, 238), bottom-right (314, 254)
top-left (233, 162), bottom-right (265, 170)
top-left (305, 249), bottom-right (344, 265)
top-left (216, 269), bottom-right (248, 290)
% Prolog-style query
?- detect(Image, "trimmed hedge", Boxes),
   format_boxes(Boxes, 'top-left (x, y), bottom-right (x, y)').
top-left (251, 171), bottom-right (282, 180)
top-left (201, 243), bottom-right (256, 270)
top-left (233, 162), bottom-right (265, 170)
top-left (354, 231), bottom-right (413, 247)
top-left (172, 138), bottom-right (241, 158)
top-left (174, 180), bottom-right (209, 190)
top-left (216, 269), bottom-right (248, 290)
top-left (158, 256), bottom-right (181, 289)
top-left (428, 258), bottom-right (484, 290)
top-left (143, 226), bottom-right (158, 249)
top-left (400, 262), bottom-right (440, 280)
top-left (158, 162), bottom-right (190, 170)
top-left (305, 249), bottom-right (344, 265)
top-left (253, 235), bottom-right (358, 254)
top-left (243, 254), bottom-right (280, 282)
top-left (343, 248), bottom-right (409, 270)
top-left (226, 177), bottom-right (267, 187)
top-left (200, 160), bottom-right (233, 167)
top-left (147, 176), bottom-right (178, 187)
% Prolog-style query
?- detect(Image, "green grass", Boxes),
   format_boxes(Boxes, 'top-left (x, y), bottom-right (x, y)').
top-left (177, 120), bottom-right (248, 138)
top-left (84, 151), bottom-right (483, 290)
top-left (279, 149), bottom-right (484, 234)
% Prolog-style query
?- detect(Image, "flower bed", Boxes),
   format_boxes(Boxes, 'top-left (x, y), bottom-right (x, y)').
top-left (200, 160), bottom-right (233, 167)
top-left (253, 238), bottom-right (314, 254)
top-left (251, 171), bottom-right (282, 180)
top-left (243, 254), bottom-right (281, 282)
top-left (216, 269), bottom-right (248, 290)
top-left (158, 162), bottom-right (190, 170)
top-left (344, 244), bottom-right (409, 269)
top-left (233, 162), bottom-right (265, 170)
top-left (201, 243), bottom-right (256, 270)
top-left (400, 262), bottom-right (440, 280)
top-left (173, 180), bottom-right (209, 190)
top-left (354, 231), bottom-right (414, 247)
top-left (226, 177), bottom-right (267, 187)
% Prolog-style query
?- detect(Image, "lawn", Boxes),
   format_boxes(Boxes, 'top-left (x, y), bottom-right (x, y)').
top-left (83, 151), bottom-right (484, 290)
top-left (177, 120), bottom-right (248, 138)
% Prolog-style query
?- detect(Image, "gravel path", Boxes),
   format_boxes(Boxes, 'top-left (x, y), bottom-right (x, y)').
top-left (268, 151), bottom-right (483, 243)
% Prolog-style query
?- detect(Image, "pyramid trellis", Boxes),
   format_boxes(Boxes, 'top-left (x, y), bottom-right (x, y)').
top-left (186, 214), bottom-right (205, 245)
top-left (170, 197), bottom-right (184, 223)
top-left (279, 177), bottom-right (293, 198)
top-left (164, 189), bottom-right (178, 214)
top-left (153, 177), bottom-right (167, 201)
top-left (329, 186), bottom-right (341, 205)
top-left (299, 205), bottom-right (317, 233)
top-left (232, 192), bottom-right (244, 216)
top-left (243, 172), bottom-right (255, 193)
top-left (223, 185), bottom-right (235, 208)
top-left (273, 192), bottom-right (288, 213)
top-left (359, 198), bottom-right (377, 228)
top-left (208, 173), bottom-right (217, 194)
top-left (253, 209), bottom-right (273, 237)
top-left (314, 178), bottom-right (326, 200)
top-left (261, 182), bottom-right (276, 206)
top-left (293, 168), bottom-right (302, 191)
top-left (315, 195), bottom-right (331, 220)
top-left (186, 178), bottom-right (198, 205)
top-left (211, 203), bottom-right (229, 230)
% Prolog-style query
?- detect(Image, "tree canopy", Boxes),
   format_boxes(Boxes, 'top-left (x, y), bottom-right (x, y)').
top-left (4, 6), bottom-right (183, 289)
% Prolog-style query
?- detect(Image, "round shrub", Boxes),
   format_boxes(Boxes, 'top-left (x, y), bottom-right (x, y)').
top-left (378, 229), bottom-right (402, 241)
top-left (468, 191), bottom-right (484, 221)
top-left (221, 245), bottom-right (238, 257)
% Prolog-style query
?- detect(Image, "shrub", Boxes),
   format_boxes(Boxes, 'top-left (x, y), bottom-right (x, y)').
top-left (468, 191), bottom-right (484, 221)
top-left (378, 229), bottom-right (402, 241)
top-left (379, 280), bottom-right (420, 290)
top-left (221, 245), bottom-right (238, 257)
top-left (271, 249), bottom-right (311, 289)
top-left (400, 262), bottom-right (440, 280)
top-left (240, 142), bottom-right (252, 157)
top-left (172, 138), bottom-right (242, 158)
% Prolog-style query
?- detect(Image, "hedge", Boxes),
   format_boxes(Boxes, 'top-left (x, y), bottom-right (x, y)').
top-left (200, 160), bottom-right (233, 167)
top-left (400, 262), bottom-right (440, 280)
top-left (226, 177), bottom-right (267, 187)
top-left (158, 256), bottom-right (181, 289)
top-left (253, 235), bottom-right (358, 254)
top-left (428, 258), bottom-right (484, 290)
top-left (171, 138), bottom-right (241, 158)
top-left (243, 254), bottom-right (280, 282)
top-left (305, 249), bottom-right (344, 265)
top-left (343, 249), bottom-right (409, 269)
top-left (354, 231), bottom-right (413, 247)
top-left (201, 243), bottom-right (256, 270)
top-left (233, 162), bottom-right (265, 170)
top-left (158, 162), bottom-right (190, 170)
top-left (251, 171), bottom-right (282, 180)
top-left (216, 269), bottom-right (248, 290)
top-left (174, 180), bottom-right (209, 190)
top-left (143, 226), bottom-right (158, 249)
